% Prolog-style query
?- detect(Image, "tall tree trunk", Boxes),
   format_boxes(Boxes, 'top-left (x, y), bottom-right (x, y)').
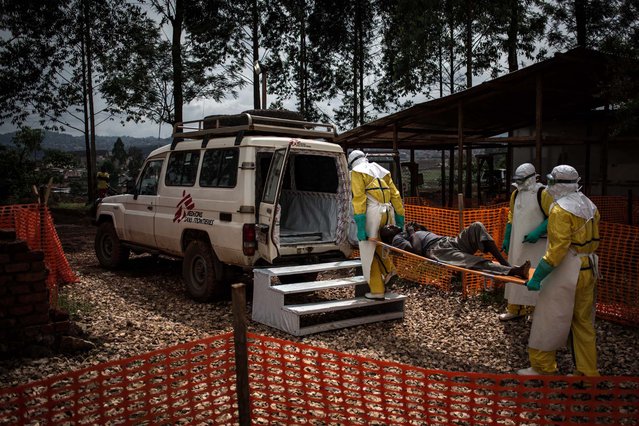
top-left (448, 19), bottom-right (454, 93)
top-left (439, 40), bottom-right (444, 97)
top-left (465, 0), bottom-right (473, 89)
top-left (172, 0), bottom-right (184, 123)
top-left (83, 0), bottom-right (97, 201)
top-left (353, 0), bottom-right (361, 126)
top-left (80, 13), bottom-right (93, 202)
top-left (575, 0), bottom-right (587, 47)
top-left (507, 0), bottom-right (520, 72)
top-left (299, 3), bottom-right (306, 116)
top-left (252, 0), bottom-right (260, 109)
top-left (358, 1), bottom-right (364, 125)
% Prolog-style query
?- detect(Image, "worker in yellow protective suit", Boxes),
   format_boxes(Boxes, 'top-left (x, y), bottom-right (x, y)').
top-left (518, 165), bottom-right (600, 376)
top-left (499, 163), bottom-right (553, 321)
top-left (349, 150), bottom-right (405, 300)
top-left (97, 164), bottom-right (110, 199)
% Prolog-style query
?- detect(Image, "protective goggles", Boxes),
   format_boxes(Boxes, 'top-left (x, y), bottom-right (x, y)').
top-left (546, 174), bottom-right (579, 185)
top-left (511, 172), bottom-right (536, 184)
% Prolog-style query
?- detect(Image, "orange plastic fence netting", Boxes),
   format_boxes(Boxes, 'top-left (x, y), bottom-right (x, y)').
top-left (247, 333), bottom-right (639, 426)
top-left (0, 333), bottom-right (238, 425)
top-left (2, 332), bottom-right (637, 426)
top-left (0, 204), bottom-right (78, 304)
top-left (589, 195), bottom-right (639, 225)
top-left (396, 203), bottom-right (639, 327)
top-left (596, 222), bottom-right (639, 326)
top-left (401, 204), bottom-right (509, 297)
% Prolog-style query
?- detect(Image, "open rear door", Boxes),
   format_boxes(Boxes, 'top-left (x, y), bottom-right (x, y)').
top-left (257, 146), bottom-right (290, 263)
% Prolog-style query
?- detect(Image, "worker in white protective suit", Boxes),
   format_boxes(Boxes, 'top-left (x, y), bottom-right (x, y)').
top-left (349, 150), bottom-right (405, 300)
top-left (499, 163), bottom-right (553, 321)
top-left (518, 165), bottom-right (600, 376)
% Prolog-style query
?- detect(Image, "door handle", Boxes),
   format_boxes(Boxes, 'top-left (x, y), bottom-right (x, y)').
top-left (147, 206), bottom-right (153, 210)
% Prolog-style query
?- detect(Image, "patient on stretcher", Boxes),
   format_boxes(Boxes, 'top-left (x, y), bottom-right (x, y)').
top-left (380, 221), bottom-right (531, 279)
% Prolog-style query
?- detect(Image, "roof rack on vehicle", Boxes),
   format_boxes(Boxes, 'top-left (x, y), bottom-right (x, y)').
top-left (171, 112), bottom-right (337, 150)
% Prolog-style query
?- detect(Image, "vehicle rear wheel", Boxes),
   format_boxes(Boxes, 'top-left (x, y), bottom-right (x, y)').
top-left (183, 240), bottom-right (224, 302)
top-left (95, 222), bottom-right (130, 269)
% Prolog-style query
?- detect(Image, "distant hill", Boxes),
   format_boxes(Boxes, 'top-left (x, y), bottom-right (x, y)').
top-left (0, 131), bottom-right (169, 155)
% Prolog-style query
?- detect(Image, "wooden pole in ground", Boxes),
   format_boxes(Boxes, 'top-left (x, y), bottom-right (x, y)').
top-left (458, 193), bottom-right (466, 294)
top-left (232, 283), bottom-right (251, 426)
top-left (458, 193), bottom-right (465, 232)
top-left (628, 190), bottom-right (633, 226)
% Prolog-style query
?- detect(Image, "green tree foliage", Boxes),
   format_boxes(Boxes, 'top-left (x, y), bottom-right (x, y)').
top-left (0, 0), bottom-right (636, 144)
top-left (146, 0), bottom-right (245, 125)
top-left (543, 0), bottom-right (638, 134)
top-left (377, 0), bottom-right (455, 102)
top-left (0, 127), bottom-right (46, 204)
top-left (126, 146), bottom-right (145, 183)
top-left (12, 127), bottom-right (44, 163)
top-left (0, 0), bottom-right (158, 201)
top-left (43, 149), bottom-right (79, 170)
top-left (307, 0), bottom-right (381, 128)
top-left (111, 137), bottom-right (127, 167)
top-left (260, 0), bottom-right (332, 121)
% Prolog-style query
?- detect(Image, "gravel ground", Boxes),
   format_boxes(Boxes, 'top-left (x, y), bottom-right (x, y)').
top-left (1, 217), bottom-right (638, 388)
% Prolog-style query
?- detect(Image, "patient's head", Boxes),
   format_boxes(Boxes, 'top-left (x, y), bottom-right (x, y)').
top-left (380, 225), bottom-right (402, 244)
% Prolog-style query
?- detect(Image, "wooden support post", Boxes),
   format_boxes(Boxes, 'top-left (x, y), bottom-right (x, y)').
top-left (476, 159), bottom-right (482, 206)
top-left (457, 103), bottom-right (464, 196)
top-left (628, 190), bottom-right (633, 226)
top-left (535, 75), bottom-right (543, 173)
top-left (441, 150), bottom-right (446, 207)
top-left (448, 148), bottom-right (455, 208)
top-left (465, 146), bottom-right (472, 200)
top-left (458, 193), bottom-right (464, 232)
top-left (232, 283), bottom-right (251, 426)
top-left (506, 144), bottom-right (513, 190)
top-left (601, 105), bottom-right (610, 195)
top-left (410, 149), bottom-right (416, 197)
top-left (457, 192), bottom-right (466, 293)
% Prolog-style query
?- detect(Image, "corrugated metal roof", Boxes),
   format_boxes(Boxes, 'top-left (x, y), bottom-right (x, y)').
top-left (336, 47), bottom-right (610, 150)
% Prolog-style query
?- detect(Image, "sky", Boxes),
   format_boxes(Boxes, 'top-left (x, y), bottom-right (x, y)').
top-left (0, 84), bottom-right (263, 139)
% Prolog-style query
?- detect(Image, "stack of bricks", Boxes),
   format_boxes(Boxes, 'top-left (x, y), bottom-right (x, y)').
top-left (0, 228), bottom-right (69, 357)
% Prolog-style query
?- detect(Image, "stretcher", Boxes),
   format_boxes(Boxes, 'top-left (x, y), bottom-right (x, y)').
top-left (370, 238), bottom-right (534, 286)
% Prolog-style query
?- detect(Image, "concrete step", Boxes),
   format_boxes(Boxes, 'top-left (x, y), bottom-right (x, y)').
top-left (295, 311), bottom-right (405, 336)
top-left (282, 293), bottom-right (406, 315)
top-left (258, 259), bottom-right (361, 277)
top-left (252, 258), bottom-right (406, 336)
top-left (271, 276), bottom-right (367, 295)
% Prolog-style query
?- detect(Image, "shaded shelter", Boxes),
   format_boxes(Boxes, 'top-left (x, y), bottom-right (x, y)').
top-left (336, 47), bottom-right (638, 206)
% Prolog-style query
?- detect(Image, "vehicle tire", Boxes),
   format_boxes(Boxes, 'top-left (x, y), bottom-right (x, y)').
top-left (95, 222), bottom-right (130, 269)
top-left (183, 240), bottom-right (224, 302)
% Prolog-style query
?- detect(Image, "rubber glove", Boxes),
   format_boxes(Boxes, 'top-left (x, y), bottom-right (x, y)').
top-left (395, 213), bottom-right (405, 229)
top-left (502, 223), bottom-right (512, 254)
top-left (354, 213), bottom-right (367, 241)
top-left (523, 218), bottom-right (548, 243)
top-left (526, 258), bottom-right (554, 291)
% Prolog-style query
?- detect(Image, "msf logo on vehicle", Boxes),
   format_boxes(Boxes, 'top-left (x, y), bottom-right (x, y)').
top-left (174, 191), bottom-right (195, 223)
top-left (173, 190), bottom-right (215, 225)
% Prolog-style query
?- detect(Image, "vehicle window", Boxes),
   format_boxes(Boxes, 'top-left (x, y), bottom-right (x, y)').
top-left (137, 159), bottom-right (163, 195)
top-left (263, 149), bottom-right (285, 204)
top-left (200, 148), bottom-right (239, 188)
top-left (165, 151), bottom-right (200, 186)
top-left (293, 155), bottom-right (338, 193)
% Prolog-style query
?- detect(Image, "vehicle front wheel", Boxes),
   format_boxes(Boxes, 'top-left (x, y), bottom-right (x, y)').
top-left (95, 222), bottom-right (130, 269)
top-left (183, 240), bottom-right (224, 302)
